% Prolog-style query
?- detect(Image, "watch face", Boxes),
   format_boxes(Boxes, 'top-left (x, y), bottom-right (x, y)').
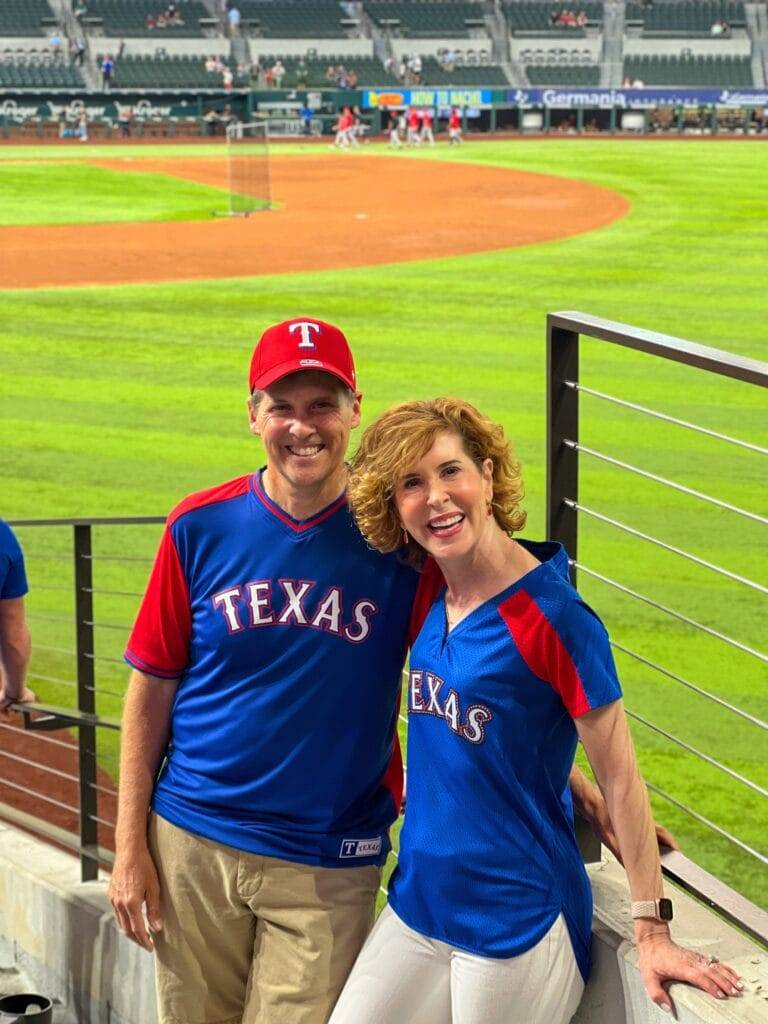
top-left (659, 898), bottom-right (674, 921)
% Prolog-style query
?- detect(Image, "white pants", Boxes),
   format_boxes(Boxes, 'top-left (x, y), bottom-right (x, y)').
top-left (329, 905), bottom-right (584, 1024)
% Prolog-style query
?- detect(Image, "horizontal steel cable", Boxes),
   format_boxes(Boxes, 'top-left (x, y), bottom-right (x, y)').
top-left (33, 643), bottom-right (76, 657)
top-left (82, 588), bottom-right (145, 599)
top-left (27, 584), bottom-right (74, 595)
top-left (88, 781), bottom-right (118, 797)
top-left (0, 721), bottom-right (80, 752)
top-left (81, 554), bottom-right (153, 563)
top-left (84, 653), bottom-right (126, 665)
top-left (27, 672), bottom-right (78, 689)
top-left (564, 381), bottom-right (768, 457)
top-left (564, 440), bottom-right (768, 527)
top-left (626, 709), bottom-right (767, 799)
top-left (0, 776), bottom-right (80, 816)
top-left (645, 780), bottom-right (767, 865)
top-left (610, 641), bottom-right (766, 730)
top-left (565, 500), bottom-right (768, 596)
top-left (0, 748), bottom-right (80, 785)
top-left (82, 620), bottom-right (132, 632)
top-left (87, 813), bottom-right (116, 830)
top-left (574, 562), bottom-right (768, 665)
top-left (23, 553), bottom-right (73, 562)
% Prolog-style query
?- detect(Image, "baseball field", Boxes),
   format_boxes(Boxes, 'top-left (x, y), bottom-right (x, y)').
top-left (0, 137), bottom-right (766, 910)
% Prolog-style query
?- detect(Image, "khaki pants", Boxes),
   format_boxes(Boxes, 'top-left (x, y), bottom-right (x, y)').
top-left (148, 814), bottom-right (381, 1024)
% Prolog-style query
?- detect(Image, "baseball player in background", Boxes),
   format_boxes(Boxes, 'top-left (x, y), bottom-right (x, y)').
top-left (108, 319), bottom-right (676, 1024)
top-left (448, 106), bottom-right (463, 144)
top-left (419, 108), bottom-right (435, 146)
top-left (406, 105), bottom-right (421, 146)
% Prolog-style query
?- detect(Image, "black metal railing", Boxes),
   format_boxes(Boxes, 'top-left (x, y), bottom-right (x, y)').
top-left (546, 311), bottom-right (768, 946)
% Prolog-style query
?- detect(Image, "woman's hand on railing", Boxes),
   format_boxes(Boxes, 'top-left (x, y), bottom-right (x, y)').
top-left (108, 845), bottom-right (163, 952)
top-left (636, 930), bottom-right (743, 1014)
top-left (0, 684), bottom-right (37, 722)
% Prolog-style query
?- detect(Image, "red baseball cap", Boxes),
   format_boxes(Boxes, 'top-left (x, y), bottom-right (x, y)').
top-left (249, 318), bottom-right (357, 393)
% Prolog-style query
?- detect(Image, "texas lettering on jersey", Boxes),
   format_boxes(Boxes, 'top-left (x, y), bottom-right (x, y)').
top-left (212, 577), bottom-right (378, 643)
top-left (408, 668), bottom-right (493, 744)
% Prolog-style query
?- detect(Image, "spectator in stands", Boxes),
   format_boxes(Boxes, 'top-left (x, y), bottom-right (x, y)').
top-left (384, 56), bottom-right (396, 76)
top-left (264, 65), bottom-right (275, 87)
top-left (77, 110), bottom-right (89, 142)
top-left (146, 14), bottom-right (157, 29)
top-left (71, 37), bottom-right (87, 66)
top-left (347, 68), bottom-right (358, 89)
top-left (203, 108), bottom-right (220, 135)
top-left (440, 47), bottom-right (456, 72)
top-left (0, 522), bottom-right (34, 725)
top-left (118, 106), bottom-right (133, 137)
top-left (226, 2), bottom-right (241, 36)
top-left (325, 63), bottom-right (337, 82)
top-left (205, 54), bottom-right (218, 73)
top-left (296, 57), bottom-right (309, 88)
top-left (272, 59), bottom-right (286, 88)
top-left (49, 30), bottom-right (63, 59)
top-left (101, 54), bottom-right (114, 91)
top-left (711, 19), bottom-right (731, 36)
top-left (222, 66), bottom-right (234, 92)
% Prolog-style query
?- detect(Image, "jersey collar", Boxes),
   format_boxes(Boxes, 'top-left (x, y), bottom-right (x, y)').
top-left (250, 469), bottom-right (348, 533)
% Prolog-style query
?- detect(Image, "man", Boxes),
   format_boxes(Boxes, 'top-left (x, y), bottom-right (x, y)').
top-left (0, 521), bottom-right (34, 721)
top-left (110, 318), bottom-right (674, 1024)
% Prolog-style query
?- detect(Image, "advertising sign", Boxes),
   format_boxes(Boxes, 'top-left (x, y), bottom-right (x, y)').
top-left (506, 88), bottom-right (768, 109)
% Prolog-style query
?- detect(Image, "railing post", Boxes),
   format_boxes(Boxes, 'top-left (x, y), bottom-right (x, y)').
top-left (547, 318), bottom-right (601, 864)
top-left (546, 316), bottom-right (579, 586)
top-left (74, 524), bottom-right (99, 882)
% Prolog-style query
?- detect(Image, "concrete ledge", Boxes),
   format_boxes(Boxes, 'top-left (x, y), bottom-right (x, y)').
top-left (0, 822), bottom-right (766, 1024)
top-left (0, 822), bottom-right (156, 1024)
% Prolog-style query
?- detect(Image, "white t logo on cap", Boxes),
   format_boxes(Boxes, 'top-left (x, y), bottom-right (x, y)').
top-left (289, 321), bottom-right (321, 349)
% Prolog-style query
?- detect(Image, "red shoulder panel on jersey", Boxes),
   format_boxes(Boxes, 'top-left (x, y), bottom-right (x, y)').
top-left (408, 557), bottom-right (444, 647)
top-left (168, 474), bottom-right (252, 527)
top-left (497, 589), bottom-right (591, 717)
top-left (126, 476), bottom-right (252, 678)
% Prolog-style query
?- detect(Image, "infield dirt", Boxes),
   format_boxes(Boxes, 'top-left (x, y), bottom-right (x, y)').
top-left (0, 154), bottom-right (629, 289)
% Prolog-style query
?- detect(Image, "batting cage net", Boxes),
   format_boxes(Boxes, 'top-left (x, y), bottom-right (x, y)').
top-left (225, 120), bottom-right (271, 216)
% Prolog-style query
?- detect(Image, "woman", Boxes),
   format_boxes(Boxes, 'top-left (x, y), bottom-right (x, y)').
top-left (330, 398), bottom-right (741, 1024)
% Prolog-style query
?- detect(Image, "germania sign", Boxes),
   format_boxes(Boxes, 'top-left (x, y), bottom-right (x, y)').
top-left (507, 88), bottom-right (768, 108)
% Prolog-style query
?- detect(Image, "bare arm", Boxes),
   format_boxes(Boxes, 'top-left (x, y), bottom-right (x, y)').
top-left (577, 701), bottom-right (741, 1012)
top-left (567, 763), bottom-right (679, 863)
top-left (0, 597), bottom-right (33, 717)
top-left (109, 669), bottom-right (178, 951)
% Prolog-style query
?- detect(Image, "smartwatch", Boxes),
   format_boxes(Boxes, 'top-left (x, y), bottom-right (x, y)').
top-left (631, 898), bottom-right (673, 922)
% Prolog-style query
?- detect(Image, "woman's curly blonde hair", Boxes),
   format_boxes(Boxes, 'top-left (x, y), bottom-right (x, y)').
top-left (348, 397), bottom-right (526, 566)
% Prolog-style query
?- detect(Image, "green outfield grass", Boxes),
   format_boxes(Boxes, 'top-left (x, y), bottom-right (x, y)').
top-left (0, 139), bottom-right (766, 910)
top-left (0, 161), bottom-right (231, 225)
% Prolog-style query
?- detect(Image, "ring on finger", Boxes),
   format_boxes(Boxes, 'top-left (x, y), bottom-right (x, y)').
top-left (707, 954), bottom-right (720, 966)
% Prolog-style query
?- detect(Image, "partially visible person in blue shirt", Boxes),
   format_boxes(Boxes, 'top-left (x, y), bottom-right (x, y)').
top-left (0, 521), bottom-right (34, 719)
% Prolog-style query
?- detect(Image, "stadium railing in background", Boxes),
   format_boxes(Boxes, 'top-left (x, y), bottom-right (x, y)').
top-left (2, 319), bottom-right (767, 946)
top-left (547, 311), bottom-right (767, 946)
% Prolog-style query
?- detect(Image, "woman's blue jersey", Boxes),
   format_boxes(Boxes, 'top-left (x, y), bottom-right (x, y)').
top-left (389, 540), bottom-right (622, 980)
top-left (125, 472), bottom-right (418, 867)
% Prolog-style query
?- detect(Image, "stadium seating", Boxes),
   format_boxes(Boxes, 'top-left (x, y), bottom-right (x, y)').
top-left (0, 56), bottom-right (85, 87)
top-left (364, 1), bottom-right (487, 38)
top-left (625, 1), bottom-right (745, 36)
top-left (102, 53), bottom-right (245, 88)
top-left (252, 54), bottom-right (401, 87)
top-left (82, 0), bottom-right (209, 37)
top-left (238, 1), bottom-right (349, 38)
top-left (0, 0), bottom-right (57, 36)
top-left (526, 63), bottom-right (599, 84)
top-left (623, 53), bottom-right (753, 84)
top-left (505, 1), bottom-right (603, 36)
top-left (418, 56), bottom-right (508, 85)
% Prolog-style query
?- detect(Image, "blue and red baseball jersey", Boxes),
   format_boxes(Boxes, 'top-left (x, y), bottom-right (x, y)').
top-left (0, 521), bottom-right (28, 600)
top-left (125, 472), bottom-right (418, 867)
top-left (388, 540), bottom-right (622, 981)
